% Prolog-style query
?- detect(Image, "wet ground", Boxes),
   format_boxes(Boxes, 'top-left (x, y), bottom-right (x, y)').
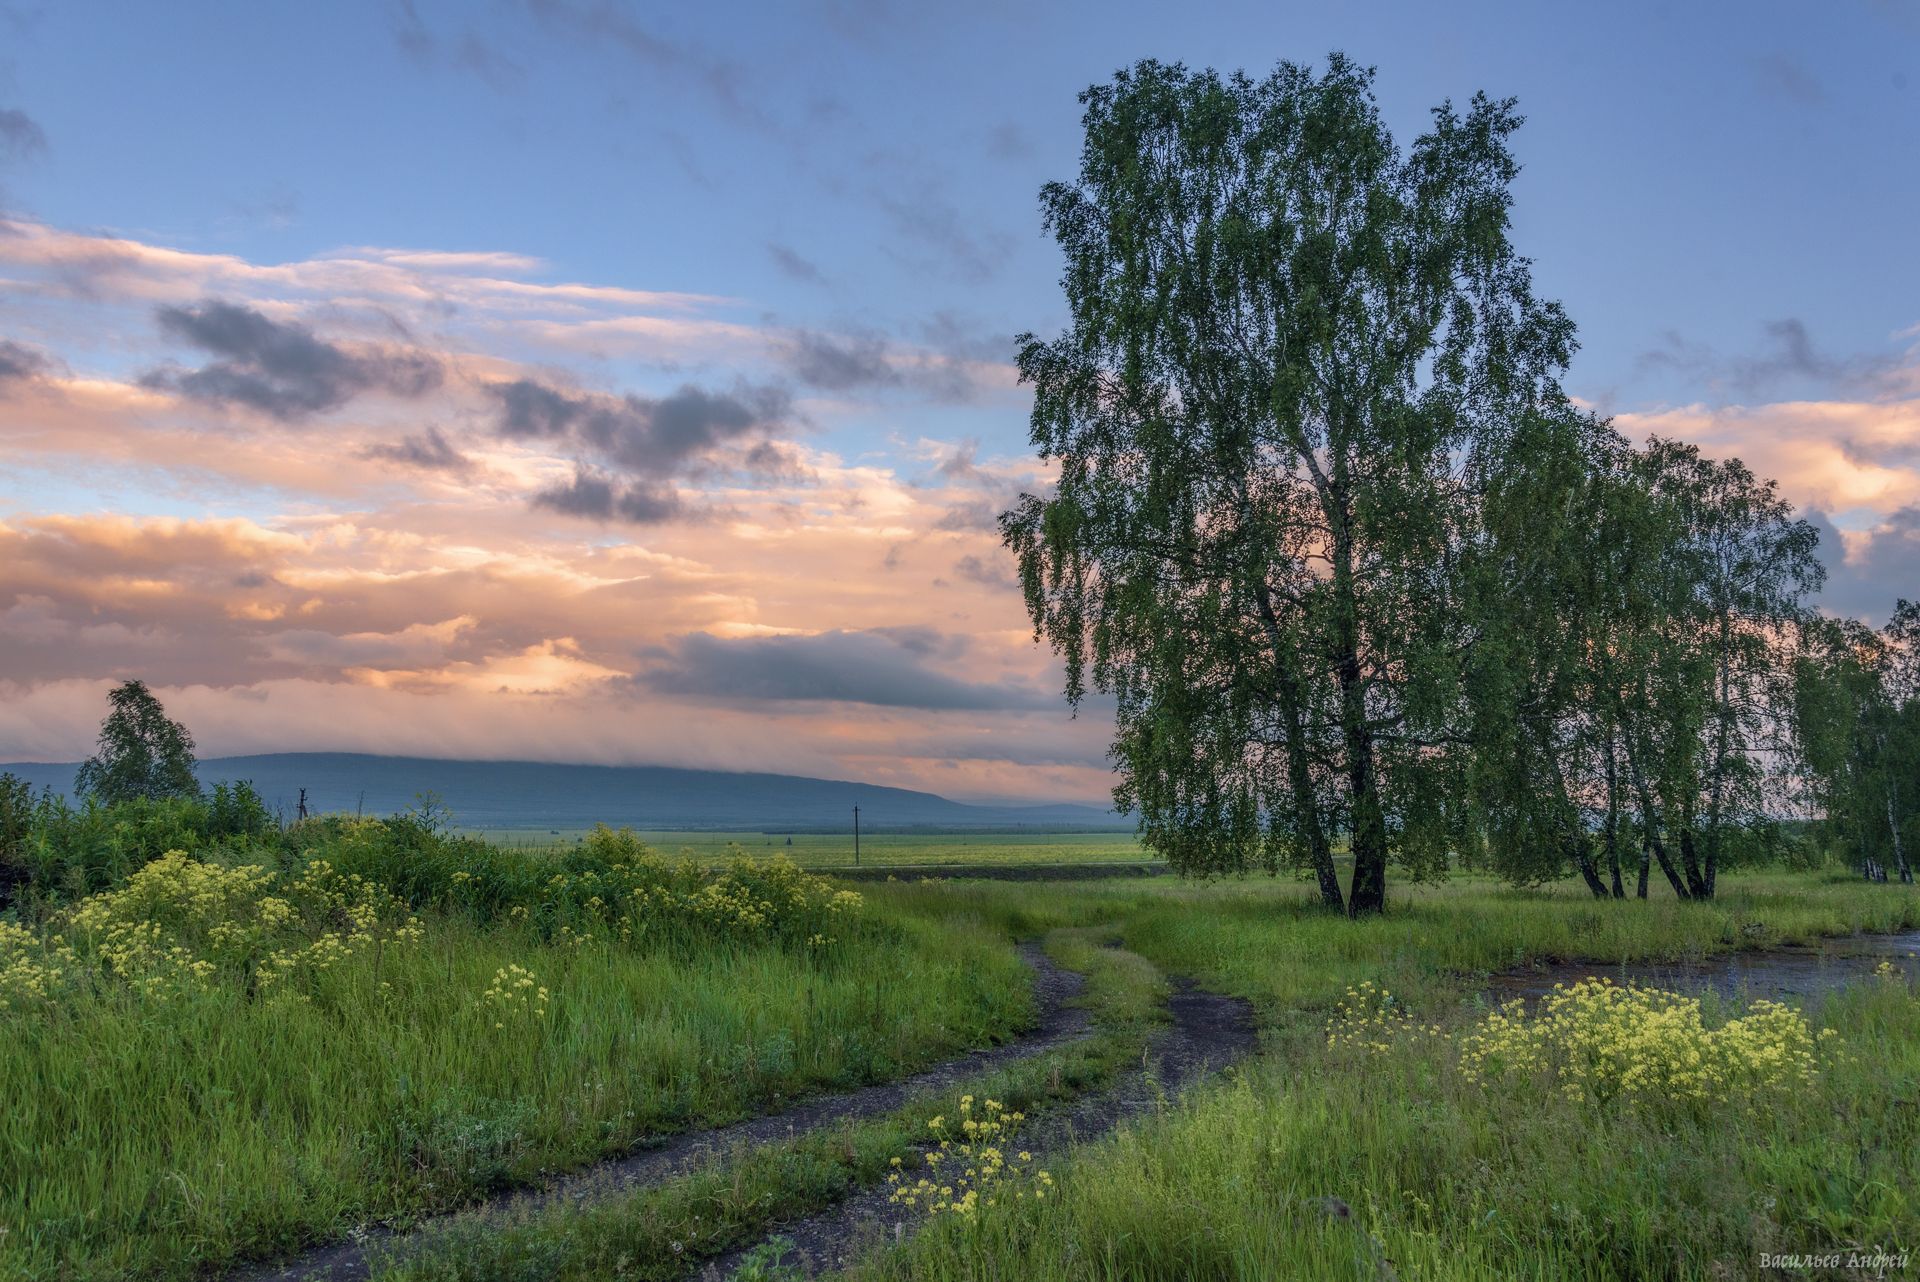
top-left (1486, 927), bottom-right (1920, 1006)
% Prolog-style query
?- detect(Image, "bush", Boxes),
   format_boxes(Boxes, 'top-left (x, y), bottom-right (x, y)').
top-left (0, 782), bottom-right (281, 911)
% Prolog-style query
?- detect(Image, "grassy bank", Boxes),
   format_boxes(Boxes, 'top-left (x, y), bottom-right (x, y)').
top-left (5, 812), bottom-right (1918, 1282)
top-left (853, 962), bottom-right (1920, 1282)
top-left (367, 930), bottom-right (1172, 1282)
top-left (845, 872), bottom-right (1920, 1281)
top-left (0, 829), bottom-right (1032, 1281)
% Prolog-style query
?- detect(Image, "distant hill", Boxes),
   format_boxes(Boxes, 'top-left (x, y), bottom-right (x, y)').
top-left (0, 753), bottom-right (1128, 832)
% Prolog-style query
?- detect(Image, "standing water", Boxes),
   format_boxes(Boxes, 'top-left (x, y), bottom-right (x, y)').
top-left (1487, 928), bottom-right (1920, 1006)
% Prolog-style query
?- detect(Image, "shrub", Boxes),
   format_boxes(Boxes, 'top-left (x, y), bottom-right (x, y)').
top-left (0, 785), bottom-right (282, 910)
top-left (52, 850), bottom-right (424, 1002)
top-left (1456, 979), bottom-right (1838, 1108)
top-left (437, 825), bottom-right (866, 950)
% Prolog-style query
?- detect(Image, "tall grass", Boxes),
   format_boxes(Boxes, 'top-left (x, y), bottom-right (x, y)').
top-left (853, 971), bottom-right (1920, 1281)
top-left (872, 870), bottom-right (1920, 1019)
top-left (844, 873), bottom-right (1920, 1281)
top-left (0, 835), bottom-right (1032, 1281)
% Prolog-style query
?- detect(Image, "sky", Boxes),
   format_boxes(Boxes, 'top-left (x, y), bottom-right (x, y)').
top-left (0, 1), bottom-right (1915, 803)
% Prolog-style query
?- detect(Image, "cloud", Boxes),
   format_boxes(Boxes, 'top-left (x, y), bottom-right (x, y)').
top-left (390, 0), bottom-right (524, 91)
top-left (516, 0), bottom-right (768, 131)
top-left (643, 629), bottom-right (1044, 710)
top-left (953, 553), bottom-right (1018, 590)
top-left (916, 311), bottom-right (1014, 366)
top-left (1808, 506), bottom-right (1920, 623)
top-left (0, 107), bottom-right (45, 211)
top-left (487, 377), bottom-right (793, 520)
top-left (933, 438), bottom-right (989, 483)
top-left (1753, 53), bottom-right (1826, 106)
top-left (0, 219), bottom-right (1116, 802)
top-left (779, 328), bottom-right (898, 391)
top-left (1617, 395), bottom-right (1920, 516)
top-left (0, 338), bottom-right (52, 385)
top-left (489, 377), bottom-right (785, 470)
top-left (741, 440), bottom-right (813, 482)
top-left (775, 326), bottom-right (1004, 403)
top-left (0, 220), bottom-right (723, 318)
top-left (145, 300), bottom-right (443, 420)
top-left (767, 242), bottom-right (826, 285)
top-left (986, 121), bottom-right (1031, 159)
top-left (361, 426), bottom-right (471, 473)
top-left (935, 501), bottom-right (1002, 532)
top-left (531, 466), bottom-right (683, 524)
top-left (876, 180), bottom-right (1013, 285)
top-left (1637, 319), bottom-right (1910, 401)
top-left (0, 108), bottom-right (47, 161)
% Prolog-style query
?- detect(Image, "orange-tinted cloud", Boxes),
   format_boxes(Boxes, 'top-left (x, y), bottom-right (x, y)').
top-left (7, 219), bottom-right (1907, 802)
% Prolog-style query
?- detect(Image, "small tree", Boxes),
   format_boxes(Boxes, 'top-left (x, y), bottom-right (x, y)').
top-left (74, 680), bottom-right (202, 805)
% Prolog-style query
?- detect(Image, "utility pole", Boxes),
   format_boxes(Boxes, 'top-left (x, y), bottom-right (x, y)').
top-left (853, 805), bottom-right (861, 867)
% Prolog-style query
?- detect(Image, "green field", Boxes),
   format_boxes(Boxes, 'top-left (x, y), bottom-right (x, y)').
top-left (476, 828), bottom-right (1151, 868)
top-left (4, 807), bottom-right (1919, 1281)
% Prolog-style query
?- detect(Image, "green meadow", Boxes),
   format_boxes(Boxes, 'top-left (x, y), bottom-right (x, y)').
top-left (476, 829), bottom-right (1150, 868)
top-left (3, 798), bottom-right (1918, 1281)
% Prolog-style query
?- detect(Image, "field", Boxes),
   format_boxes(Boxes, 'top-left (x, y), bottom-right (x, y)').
top-left (476, 829), bottom-right (1150, 869)
top-left (3, 812), bottom-right (1919, 1282)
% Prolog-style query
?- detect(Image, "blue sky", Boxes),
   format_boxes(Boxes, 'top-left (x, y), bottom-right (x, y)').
top-left (0, 1), bottom-right (1915, 796)
top-left (11, 1), bottom-right (1916, 413)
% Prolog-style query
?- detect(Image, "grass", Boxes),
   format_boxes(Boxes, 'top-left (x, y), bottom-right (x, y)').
top-left (360, 872), bottom-right (1920, 1282)
top-left (850, 967), bottom-right (1920, 1282)
top-left (0, 835), bottom-right (1035, 1281)
top-left (366, 931), bottom-right (1172, 1282)
top-left (5, 817), bottom-right (1918, 1282)
top-left (841, 873), bottom-right (1920, 1282)
top-left (477, 829), bottom-right (1150, 869)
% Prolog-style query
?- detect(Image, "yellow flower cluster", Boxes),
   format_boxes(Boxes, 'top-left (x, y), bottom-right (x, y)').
top-left (1323, 981), bottom-right (1445, 1054)
top-left (485, 828), bottom-right (864, 947)
top-left (887, 1095), bottom-right (1051, 1217)
top-left (1457, 979), bottom-right (1838, 1107)
top-left (478, 963), bottom-right (549, 1028)
top-left (0, 920), bottom-right (71, 1012)
top-left (27, 851), bottom-right (425, 1005)
top-left (252, 860), bottom-right (424, 992)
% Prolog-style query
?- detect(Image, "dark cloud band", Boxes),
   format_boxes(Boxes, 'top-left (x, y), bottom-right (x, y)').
top-left (145, 300), bottom-right (443, 420)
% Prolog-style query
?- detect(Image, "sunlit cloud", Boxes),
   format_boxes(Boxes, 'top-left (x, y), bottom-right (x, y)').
top-left (5, 216), bottom-right (1908, 800)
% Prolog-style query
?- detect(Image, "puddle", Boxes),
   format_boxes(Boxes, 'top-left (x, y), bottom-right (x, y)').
top-left (1486, 927), bottom-right (1920, 1007)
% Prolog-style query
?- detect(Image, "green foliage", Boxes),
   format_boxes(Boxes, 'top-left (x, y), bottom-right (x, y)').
top-left (853, 971), bottom-right (1920, 1282)
top-left (1004, 55), bottom-right (1844, 908)
top-left (1465, 430), bottom-right (1824, 899)
top-left (73, 678), bottom-right (202, 806)
top-left (0, 771), bottom-right (33, 905)
top-left (1795, 602), bottom-right (1919, 883)
top-left (0, 828), bottom-right (1033, 1280)
top-left (1004, 55), bottom-right (1581, 914)
top-left (0, 782), bottom-right (276, 909)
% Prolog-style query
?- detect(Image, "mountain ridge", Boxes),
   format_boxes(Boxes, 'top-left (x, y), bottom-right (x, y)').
top-left (0, 752), bottom-right (1127, 831)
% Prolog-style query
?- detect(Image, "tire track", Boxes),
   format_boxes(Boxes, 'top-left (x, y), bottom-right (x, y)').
top-left (228, 942), bottom-right (1090, 1282)
top-left (696, 975), bottom-right (1260, 1279)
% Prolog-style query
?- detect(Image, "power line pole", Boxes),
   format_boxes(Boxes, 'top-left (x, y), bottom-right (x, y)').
top-left (853, 805), bottom-right (861, 867)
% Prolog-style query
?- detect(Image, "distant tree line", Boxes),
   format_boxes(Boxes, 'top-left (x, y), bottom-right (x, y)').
top-left (1003, 54), bottom-right (1910, 913)
top-left (1795, 603), bottom-right (1918, 885)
